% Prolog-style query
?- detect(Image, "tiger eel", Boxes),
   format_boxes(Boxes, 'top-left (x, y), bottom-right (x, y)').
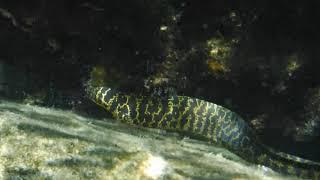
top-left (86, 85), bottom-right (320, 179)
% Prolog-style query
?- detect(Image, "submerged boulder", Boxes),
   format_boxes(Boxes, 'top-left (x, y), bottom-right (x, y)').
top-left (0, 100), bottom-right (296, 179)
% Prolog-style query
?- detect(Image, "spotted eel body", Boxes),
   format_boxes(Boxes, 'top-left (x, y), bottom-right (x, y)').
top-left (86, 85), bottom-right (320, 179)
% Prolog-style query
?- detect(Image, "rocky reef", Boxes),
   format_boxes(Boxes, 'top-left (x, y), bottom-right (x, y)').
top-left (0, 0), bottom-right (319, 175)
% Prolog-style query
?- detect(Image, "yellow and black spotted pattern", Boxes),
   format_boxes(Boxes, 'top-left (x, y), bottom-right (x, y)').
top-left (86, 86), bottom-right (320, 179)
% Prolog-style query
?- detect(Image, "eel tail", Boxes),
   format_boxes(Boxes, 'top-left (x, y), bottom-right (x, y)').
top-left (245, 139), bottom-right (320, 179)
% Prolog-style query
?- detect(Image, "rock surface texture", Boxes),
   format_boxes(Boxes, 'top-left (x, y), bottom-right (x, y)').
top-left (0, 100), bottom-right (296, 180)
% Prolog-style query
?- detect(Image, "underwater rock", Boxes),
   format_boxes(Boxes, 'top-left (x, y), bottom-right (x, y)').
top-left (0, 100), bottom-right (299, 179)
top-left (295, 87), bottom-right (320, 142)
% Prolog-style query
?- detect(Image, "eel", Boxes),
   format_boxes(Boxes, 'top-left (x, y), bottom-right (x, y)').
top-left (86, 85), bottom-right (320, 179)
